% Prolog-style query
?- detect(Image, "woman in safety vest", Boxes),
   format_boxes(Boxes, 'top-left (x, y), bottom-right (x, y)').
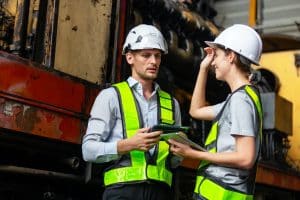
top-left (82, 24), bottom-right (182, 200)
top-left (168, 24), bottom-right (263, 200)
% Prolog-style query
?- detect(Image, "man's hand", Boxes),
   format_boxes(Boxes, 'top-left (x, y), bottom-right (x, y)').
top-left (131, 128), bottom-right (162, 151)
top-left (117, 127), bottom-right (162, 154)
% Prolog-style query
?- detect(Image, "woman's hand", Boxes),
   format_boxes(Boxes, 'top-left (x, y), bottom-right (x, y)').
top-left (200, 47), bottom-right (215, 71)
top-left (168, 139), bottom-right (195, 159)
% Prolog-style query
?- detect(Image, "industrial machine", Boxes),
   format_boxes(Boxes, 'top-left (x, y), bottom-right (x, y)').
top-left (0, 0), bottom-right (299, 199)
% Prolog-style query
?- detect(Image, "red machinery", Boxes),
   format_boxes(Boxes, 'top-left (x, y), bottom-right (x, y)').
top-left (0, 51), bottom-right (98, 144)
top-left (0, 51), bottom-right (101, 199)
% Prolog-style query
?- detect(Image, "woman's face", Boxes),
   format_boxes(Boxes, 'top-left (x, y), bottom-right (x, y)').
top-left (211, 47), bottom-right (231, 81)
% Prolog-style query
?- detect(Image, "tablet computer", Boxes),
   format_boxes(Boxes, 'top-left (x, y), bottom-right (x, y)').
top-left (150, 124), bottom-right (190, 133)
top-left (161, 132), bottom-right (207, 151)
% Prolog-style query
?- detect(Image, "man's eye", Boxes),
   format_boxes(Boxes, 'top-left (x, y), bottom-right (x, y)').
top-left (140, 53), bottom-right (161, 59)
top-left (155, 54), bottom-right (161, 59)
top-left (141, 54), bottom-right (151, 58)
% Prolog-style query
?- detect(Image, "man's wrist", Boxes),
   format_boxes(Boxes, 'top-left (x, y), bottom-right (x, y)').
top-left (117, 138), bottom-right (135, 154)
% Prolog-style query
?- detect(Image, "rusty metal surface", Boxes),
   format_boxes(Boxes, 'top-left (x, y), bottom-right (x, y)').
top-left (181, 159), bottom-right (300, 192)
top-left (0, 51), bottom-right (99, 143)
top-left (256, 163), bottom-right (300, 192)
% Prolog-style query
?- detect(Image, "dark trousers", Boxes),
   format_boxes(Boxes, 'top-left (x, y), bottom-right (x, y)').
top-left (193, 193), bottom-right (207, 200)
top-left (102, 182), bottom-right (172, 200)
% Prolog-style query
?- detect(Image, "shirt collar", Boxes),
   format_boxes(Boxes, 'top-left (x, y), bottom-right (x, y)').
top-left (127, 76), bottom-right (160, 93)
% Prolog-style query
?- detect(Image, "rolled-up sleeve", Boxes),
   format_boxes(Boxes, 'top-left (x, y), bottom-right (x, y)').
top-left (82, 88), bottom-right (120, 163)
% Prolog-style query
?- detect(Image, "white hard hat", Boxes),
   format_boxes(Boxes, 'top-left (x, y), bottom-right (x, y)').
top-left (205, 24), bottom-right (262, 65)
top-left (122, 24), bottom-right (168, 54)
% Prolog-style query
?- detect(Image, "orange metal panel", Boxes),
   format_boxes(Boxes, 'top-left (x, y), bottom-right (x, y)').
top-left (181, 158), bottom-right (200, 169)
top-left (0, 51), bottom-right (100, 143)
top-left (256, 163), bottom-right (300, 192)
top-left (0, 53), bottom-right (85, 112)
top-left (181, 158), bottom-right (300, 192)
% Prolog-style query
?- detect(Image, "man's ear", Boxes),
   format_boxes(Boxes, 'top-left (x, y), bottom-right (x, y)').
top-left (126, 52), bottom-right (134, 65)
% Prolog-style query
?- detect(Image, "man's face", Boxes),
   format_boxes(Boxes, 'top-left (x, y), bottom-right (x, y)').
top-left (126, 49), bottom-right (162, 81)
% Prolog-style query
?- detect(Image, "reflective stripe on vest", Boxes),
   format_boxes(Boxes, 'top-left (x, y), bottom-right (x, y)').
top-left (194, 176), bottom-right (253, 200)
top-left (198, 122), bottom-right (218, 169)
top-left (104, 81), bottom-right (174, 187)
top-left (158, 90), bottom-right (175, 125)
top-left (245, 85), bottom-right (263, 141)
top-left (195, 86), bottom-right (263, 198)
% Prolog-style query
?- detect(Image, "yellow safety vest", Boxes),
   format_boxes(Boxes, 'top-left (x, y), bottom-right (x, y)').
top-left (104, 81), bottom-right (175, 187)
top-left (195, 85), bottom-right (263, 200)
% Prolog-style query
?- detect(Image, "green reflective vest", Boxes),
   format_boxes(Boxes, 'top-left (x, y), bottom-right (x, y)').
top-left (195, 85), bottom-right (263, 200)
top-left (104, 81), bottom-right (175, 187)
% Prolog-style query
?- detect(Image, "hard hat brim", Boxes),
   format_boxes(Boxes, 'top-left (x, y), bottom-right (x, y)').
top-left (204, 41), bottom-right (260, 66)
top-left (204, 41), bottom-right (219, 48)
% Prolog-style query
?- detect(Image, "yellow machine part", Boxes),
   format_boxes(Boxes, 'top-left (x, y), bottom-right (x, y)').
top-left (258, 50), bottom-right (300, 169)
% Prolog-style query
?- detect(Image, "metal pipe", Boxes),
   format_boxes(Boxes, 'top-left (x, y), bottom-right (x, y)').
top-left (42, 0), bottom-right (59, 68)
top-left (256, 0), bottom-right (263, 27)
top-left (248, 0), bottom-right (257, 27)
top-left (11, 0), bottom-right (30, 56)
top-left (0, 165), bottom-right (84, 182)
top-left (111, 0), bottom-right (121, 84)
top-left (60, 156), bottom-right (80, 170)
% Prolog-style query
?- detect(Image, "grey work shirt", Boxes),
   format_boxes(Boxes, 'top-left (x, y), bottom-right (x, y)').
top-left (205, 89), bottom-right (260, 187)
top-left (82, 77), bottom-right (182, 166)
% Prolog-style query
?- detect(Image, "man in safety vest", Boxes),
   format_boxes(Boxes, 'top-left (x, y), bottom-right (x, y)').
top-left (82, 24), bottom-right (182, 200)
top-left (168, 24), bottom-right (263, 200)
